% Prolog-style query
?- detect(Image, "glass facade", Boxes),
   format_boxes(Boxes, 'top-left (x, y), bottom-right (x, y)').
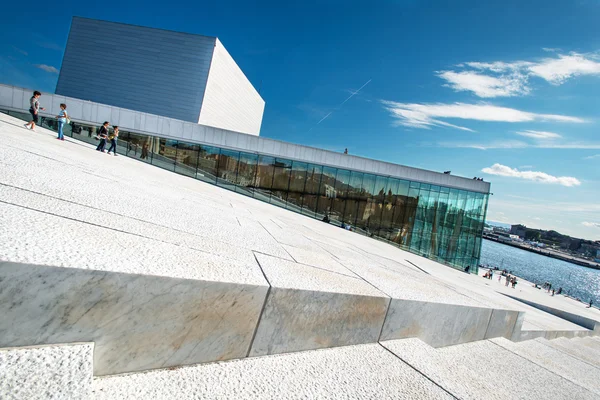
top-left (2, 109), bottom-right (487, 272)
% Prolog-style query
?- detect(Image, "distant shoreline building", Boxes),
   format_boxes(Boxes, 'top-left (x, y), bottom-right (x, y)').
top-left (56, 17), bottom-right (264, 135)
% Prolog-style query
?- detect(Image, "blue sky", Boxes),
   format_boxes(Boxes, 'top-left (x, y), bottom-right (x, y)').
top-left (1, 0), bottom-right (599, 240)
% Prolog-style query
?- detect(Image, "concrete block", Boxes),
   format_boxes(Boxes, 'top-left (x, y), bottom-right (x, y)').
top-left (12, 87), bottom-right (24, 109)
top-left (118, 109), bottom-right (135, 129)
top-left (0, 263), bottom-right (269, 375)
top-left (380, 299), bottom-right (492, 347)
top-left (143, 114), bottom-right (158, 132)
top-left (182, 123), bottom-right (193, 140)
top-left (96, 104), bottom-right (112, 123)
top-left (484, 309), bottom-right (522, 339)
top-left (110, 107), bottom-right (121, 126)
top-left (0, 85), bottom-right (12, 106)
top-left (169, 119), bottom-right (184, 137)
top-left (0, 343), bottom-right (93, 400)
top-left (51, 95), bottom-right (67, 115)
top-left (191, 123), bottom-right (205, 142)
top-left (81, 101), bottom-right (93, 121)
top-left (67, 99), bottom-right (84, 121)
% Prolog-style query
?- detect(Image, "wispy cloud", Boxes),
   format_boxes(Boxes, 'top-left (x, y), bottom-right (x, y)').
top-left (481, 163), bottom-right (581, 187)
top-left (439, 51), bottom-right (600, 98)
top-left (519, 165), bottom-right (534, 169)
top-left (515, 130), bottom-right (561, 139)
top-left (437, 140), bottom-right (528, 150)
top-left (584, 154), bottom-right (600, 160)
top-left (437, 70), bottom-right (529, 98)
top-left (381, 101), bottom-right (585, 131)
top-left (12, 46), bottom-right (28, 56)
top-left (34, 64), bottom-right (59, 74)
top-left (582, 221), bottom-right (600, 228)
top-left (439, 141), bottom-right (600, 150)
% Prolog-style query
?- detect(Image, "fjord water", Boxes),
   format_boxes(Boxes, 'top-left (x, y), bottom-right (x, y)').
top-left (480, 239), bottom-right (600, 306)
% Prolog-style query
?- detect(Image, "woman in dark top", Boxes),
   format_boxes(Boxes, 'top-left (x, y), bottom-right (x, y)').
top-left (96, 121), bottom-right (110, 152)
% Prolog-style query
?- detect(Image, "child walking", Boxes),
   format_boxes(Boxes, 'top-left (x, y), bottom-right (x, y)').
top-left (56, 104), bottom-right (68, 140)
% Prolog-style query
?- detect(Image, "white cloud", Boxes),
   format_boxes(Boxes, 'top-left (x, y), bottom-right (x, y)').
top-left (519, 165), bottom-right (534, 169)
top-left (441, 51), bottom-right (600, 97)
top-left (34, 64), bottom-right (59, 74)
top-left (529, 53), bottom-right (600, 84)
top-left (438, 141), bottom-right (600, 150)
top-left (582, 221), bottom-right (600, 228)
top-left (437, 70), bottom-right (529, 98)
top-left (381, 101), bottom-right (585, 131)
top-left (515, 130), bottom-right (561, 140)
top-left (584, 154), bottom-right (600, 160)
top-left (481, 163), bottom-right (581, 187)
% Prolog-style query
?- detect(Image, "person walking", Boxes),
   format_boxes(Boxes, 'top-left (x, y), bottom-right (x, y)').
top-left (25, 91), bottom-right (45, 131)
top-left (505, 274), bottom-right (511, 287)
top-left (96, 122), bottom-right (110, 152)
top-left (106, 126), bottom-right (119, 156)
top-left (56, 103), bottom-right (68, 140)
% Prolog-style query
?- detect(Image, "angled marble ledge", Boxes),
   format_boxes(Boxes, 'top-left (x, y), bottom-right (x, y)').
top-left (0, 262), bottom-right (269, 376)
top-left (380, 299), bottom-right (522, 348)
top-left (249, 253), bottom-right (390, 357)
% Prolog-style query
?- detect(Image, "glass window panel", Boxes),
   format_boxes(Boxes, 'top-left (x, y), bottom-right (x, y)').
top-left (334, 169), bottom-right (351, 198)
top-left (153, 139), bottom-right (177, 170)
top-left (125, 132), bottom-right (153, 163)
top-left (356, 198), bottom-right (380, 233)
top-left (217, 149), bottom-right (240, 191)
top-left (272, 158), bottom-right (292, 191)
top-left (174, 142), bottom-right (200, 177)
top-left (330, 197), bottom-right (347, 224)
top-left (318, 167), bottom-right (338, 196)
top-left (286, 191), bottom-right (304, 213)
top-left (289, 161), bottom-right (308, 193)
top-left (196, 145), bottom-right (219, 184)
top-left (360, 174), bottom-right (377, 199)
top-left (302, 194), bottom-right (318, 218)
top-left (343, 199), bottom-right (360, 226)
top-left (347, 171), bottom-right (364, 200)
top-left (304, 164), bottom-right (323, 195)
top-left (315, 195), bottom-right (333, 221)
top-left (254, 155), bottom-right (276, 200)
top-left (235, 152), bottom-right (258, 196)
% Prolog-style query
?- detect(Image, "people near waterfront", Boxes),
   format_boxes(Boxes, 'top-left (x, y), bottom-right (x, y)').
top-left (489, 270), bottom-right (493, 280)
top-left (587, 299), bottom-right (593, 308)
top-left (344, 148), bottom-right (348, 154)
top-left (557, 287), bottom-right (562, 295)
top-left (96, 122), bottom-right (110, 152)
top-left (322, 214), bottom-right (330, 223)
top-left (551, 289), bottom-right (555, 296)
top-left (107, 126), bottom-right (119, 156)
top-left (505, 274), bottom-right (511, 286)
top-left (56, 103), bottom-right (68, 141)
top-left (24, 91), bottom-right (45, 131)
top-left (465, 265), bottom-right (470, 274)
top-left (498, 274), bottom-right (502, 282)
top-left (511, 277), bottom-right (517, 288)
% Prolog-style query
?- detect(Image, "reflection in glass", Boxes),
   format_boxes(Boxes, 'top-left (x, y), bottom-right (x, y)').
top-left (196, 145), bottom-right (219, 184)
top-left (175, 142), bottom-right (200, 177)
top-left (217, 149), bottom-right (240, 191)
top-left (0, 108), bottom-right (490, 273)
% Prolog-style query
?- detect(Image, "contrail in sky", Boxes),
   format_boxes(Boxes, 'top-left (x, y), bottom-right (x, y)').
top-left (310, 78), bottom-right (372, 130)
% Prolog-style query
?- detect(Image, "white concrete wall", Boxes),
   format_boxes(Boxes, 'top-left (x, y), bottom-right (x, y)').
top-left (0, 83), bottom-right (490, 193)
top-left (198, 39), bottom-right (265, 135)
